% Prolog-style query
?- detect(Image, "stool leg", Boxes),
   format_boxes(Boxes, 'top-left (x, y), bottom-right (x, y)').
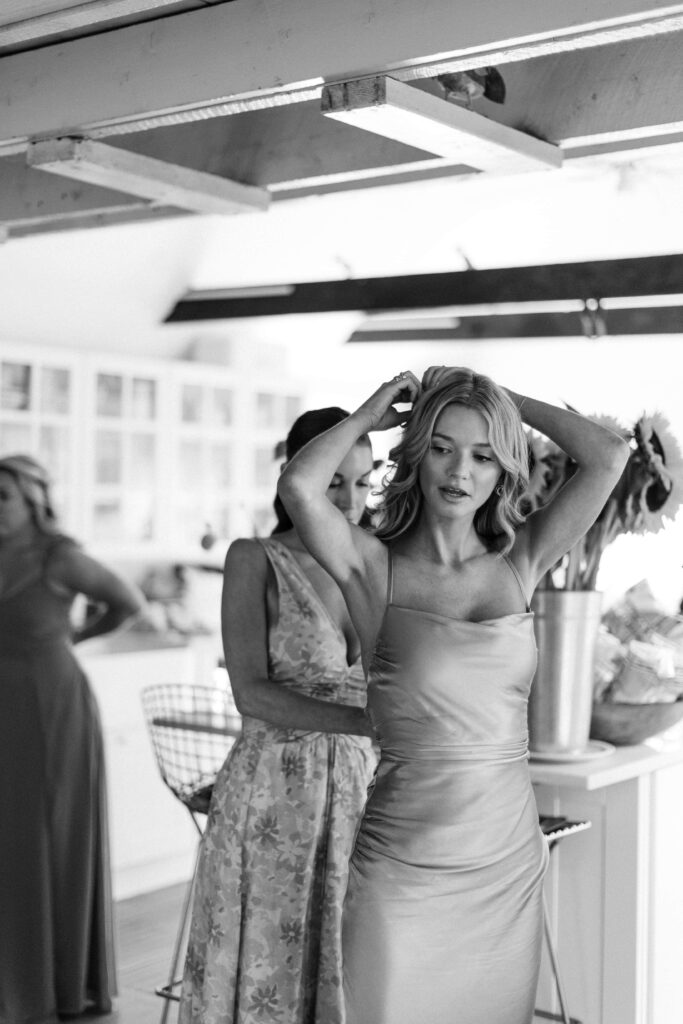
top-left (542, 890), bottom-right (572, 1024)
top-left (157, 834), bottom-right (203, 1024)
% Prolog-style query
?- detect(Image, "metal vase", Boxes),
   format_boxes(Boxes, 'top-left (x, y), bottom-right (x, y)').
top-left (528, 590), bottom-right (603, 754)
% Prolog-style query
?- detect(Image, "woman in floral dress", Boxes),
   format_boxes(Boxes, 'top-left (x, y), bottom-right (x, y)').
top-left (180, 409), bottom-right (378, 1024)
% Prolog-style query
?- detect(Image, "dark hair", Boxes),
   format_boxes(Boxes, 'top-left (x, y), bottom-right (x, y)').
top-left (272, 407), bottom-right (371, 534)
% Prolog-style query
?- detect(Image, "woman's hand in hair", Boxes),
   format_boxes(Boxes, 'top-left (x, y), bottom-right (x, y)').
top-left (421, 365), bottom-right (472, 392)
top-left (356, 371), bottom-right (421, 432)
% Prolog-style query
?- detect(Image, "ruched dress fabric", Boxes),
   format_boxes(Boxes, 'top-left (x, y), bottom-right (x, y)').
top-left (0, 534), bottom-right (116, 1024)
top-left (343, 556), bottom-right (548, 1024)
top-left (180, 537), bottom-right (377, 1024)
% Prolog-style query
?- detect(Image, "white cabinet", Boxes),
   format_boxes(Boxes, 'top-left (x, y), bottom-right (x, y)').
top-left (86, 358), bottom-right (164, 547)
top-left (0, 341), bottom-right (303, 558)
top-left (81, 641), bottom-right (201, 900)
top-left (167, 362), bottom-right (239, 551)
top-left (531, 744), bottom-right (683, 1024)
top-left (0, 350), bottom-right (81, 527)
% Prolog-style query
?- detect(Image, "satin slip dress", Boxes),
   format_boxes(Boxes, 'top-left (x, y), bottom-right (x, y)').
top-left (342, 551), bottom-right (548, 1024)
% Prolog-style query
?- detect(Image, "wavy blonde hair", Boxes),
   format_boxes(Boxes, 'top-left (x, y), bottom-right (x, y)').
top-left (374, 369), bottom-right (529, 554)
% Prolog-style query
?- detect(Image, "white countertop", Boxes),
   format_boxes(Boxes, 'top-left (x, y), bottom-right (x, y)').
top-left (77, 631), bottom-right (190, 655)
top-left (529, 735), bottom-right (683, 790)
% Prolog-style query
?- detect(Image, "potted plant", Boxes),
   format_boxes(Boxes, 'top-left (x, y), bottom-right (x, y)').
top-left (524, 412), bottom-right (683, 755)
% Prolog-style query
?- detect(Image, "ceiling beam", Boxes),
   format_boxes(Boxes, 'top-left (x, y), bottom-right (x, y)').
top-left (107, 104), bottom-right (448, 189)
top-left (0, 2), bottom-right (203, 49)
top-left (0, 150), bottom-right (152, 227)
top-left (26, 137), bottom-right (270, 214)
top-left (471, 31), bottom-right (683, 155)
top-left (1, 0), bottom-right (682, 149)
top-left (347, 307), bottom-right (683, 341)
top-left (7, 204), bottom-right (189, 238)
top-left (3, 25), bottom-right (677, 220)
top-left (164, 255), bottom-right (683, 321)
top-left (1, 4), bottom-right (682, 237)
top-left (0, 115), bottom-right (456, 229)
top-left (322, 77), bottom-right (562, 174)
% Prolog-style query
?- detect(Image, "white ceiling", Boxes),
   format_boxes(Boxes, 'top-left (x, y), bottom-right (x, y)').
top-left (188, 146), bottom-right (683, 290)
top-left (2, 140), bottom-right (683, 357)
top-left (1, 1), bottom-right (681, 608)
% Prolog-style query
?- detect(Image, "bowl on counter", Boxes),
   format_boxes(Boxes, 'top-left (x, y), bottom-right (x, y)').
top-left (590, 699), bottom-right (683, 746)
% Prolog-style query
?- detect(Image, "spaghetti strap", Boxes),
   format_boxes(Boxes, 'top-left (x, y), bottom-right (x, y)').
top-left (502, 555), bottom-right (531, 613)
top-left (386, 547), bottom-right (394, 606)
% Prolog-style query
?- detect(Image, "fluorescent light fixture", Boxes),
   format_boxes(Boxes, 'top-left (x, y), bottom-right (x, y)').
top-left (183, 285), bottom-right (296, 301)
top-left (601, 293), bottom-right (683, 309)
top-left (322, 77), bottom-right (562, 175)
top-left (27, 138), bottom-right (271, 216)
top-left (358, 295), bottom-right (683, 324)
top-left (356, 316), bottom-right (461, 331)
top-left (349, 302), bottom-right (683, 342)
top-left (362, 300), bottom-right (586, 323)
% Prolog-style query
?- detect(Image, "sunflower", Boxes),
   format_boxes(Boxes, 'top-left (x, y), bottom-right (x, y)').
top-left (522, 433), bottom-right (569, 514)
top-left (525, 411), bottom-right (683, 590)
top-left (619, 413), bottom-right (683, 535)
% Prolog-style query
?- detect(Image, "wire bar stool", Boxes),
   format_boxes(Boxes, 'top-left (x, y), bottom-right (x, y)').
top-left (536, 815), bottom-right (592, 1024)
top-left (141, 681), bottom-right (242, 1024)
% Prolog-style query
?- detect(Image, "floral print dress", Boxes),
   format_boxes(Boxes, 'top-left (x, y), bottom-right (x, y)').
top-left (179, 538), bottom-right (377, 1024)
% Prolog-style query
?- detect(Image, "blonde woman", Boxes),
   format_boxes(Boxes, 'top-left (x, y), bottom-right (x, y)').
top-left (278, 368), bottom-right (628, 1024)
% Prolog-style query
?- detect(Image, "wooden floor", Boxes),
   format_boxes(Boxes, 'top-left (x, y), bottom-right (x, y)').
top-left (103, 881), bottom-right (559, 1024)
top-left (105, 882), bottom-right (188, 1024)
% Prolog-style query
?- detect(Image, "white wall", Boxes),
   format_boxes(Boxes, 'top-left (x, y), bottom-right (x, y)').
top-left (1, 185), bottom-right (682, 610)
top-left (0, 218), bottom-right (208, 358)
top-left (234, 315), bottom-right (683, 612)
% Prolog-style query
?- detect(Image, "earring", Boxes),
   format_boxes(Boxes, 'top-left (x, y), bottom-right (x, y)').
top-left (495, 485), bottom-right (503, 496)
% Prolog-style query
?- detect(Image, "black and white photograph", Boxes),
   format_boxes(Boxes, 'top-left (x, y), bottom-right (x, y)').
top-left (1, 4), bottom-right (682, 1024)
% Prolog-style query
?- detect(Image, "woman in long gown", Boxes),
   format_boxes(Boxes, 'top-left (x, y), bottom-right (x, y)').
top-left (179, 408), bottom-right (378, 1024)
top-left (278, 367), bottom-right (629, 1024)
top-left (0, 454), bottom-right (144, 1024)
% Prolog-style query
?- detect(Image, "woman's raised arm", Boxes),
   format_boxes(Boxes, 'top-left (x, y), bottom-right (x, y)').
top-left (507, 389), bottom-right (629, 588)
top-left (278, 372), bottom-right (420, 588)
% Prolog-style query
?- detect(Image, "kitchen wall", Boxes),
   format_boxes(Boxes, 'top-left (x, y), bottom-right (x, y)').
top-left (1, 215), bottom-right (681, 609)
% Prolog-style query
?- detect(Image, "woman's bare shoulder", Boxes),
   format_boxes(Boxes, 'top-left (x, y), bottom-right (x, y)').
top-left (225, 536), bottom-right (266, 568)
top-left (223, 539), bottom-right (270, 605)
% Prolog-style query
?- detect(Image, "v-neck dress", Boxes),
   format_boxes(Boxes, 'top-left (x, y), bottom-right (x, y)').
top-left (0, 534), bottom-right (116, 1024)
top-left (180, 537), bottom-right (378, 1024)
top-left (342, 554), bottom-right (548, 1024)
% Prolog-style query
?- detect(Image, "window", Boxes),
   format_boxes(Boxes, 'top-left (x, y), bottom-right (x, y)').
top-left (131, 378), bottom-right (156, 420)
top-left (256, 392), bottom-right (279, 429)
top-left (1, 362), bottom-right (31, 411)
top-left (40, 367), bottom-right (70, 415)
top-left (96, 373), bottom-right (123, 417)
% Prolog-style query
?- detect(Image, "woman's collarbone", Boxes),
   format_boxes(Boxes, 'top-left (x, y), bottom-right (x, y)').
top-left (394, 558), bottom-right (521, 620)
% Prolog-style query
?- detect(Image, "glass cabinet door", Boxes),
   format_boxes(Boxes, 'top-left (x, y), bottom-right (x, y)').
top-left (1, 362), bottom-right (32, 411)
top-left (171, 376), bottom-right (237, 549)
top-left (96, 373), bottom-right (124, 417)
top-left (90, 368), bottom-right (160, 545)
top-left (0, 348), bottom-right (302, 555)
top-left (0, 357), bottom-right (76, 528)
